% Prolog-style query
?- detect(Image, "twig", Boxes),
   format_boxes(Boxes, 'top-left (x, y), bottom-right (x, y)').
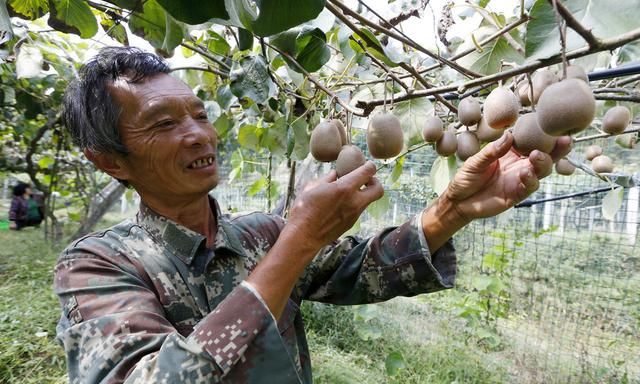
top-left (594, 94), bottom-right (640, 102)
top-left (400, 62), bottom-right (458, 114)
top-left (180, 42), bottom-right (231, 71)
top-left (170, 66), bottom-right (227, 77)
top-left (355, 27), bottom-right (640, 110)
top-left (551, 0), bottom-right (569, 78)
top-left (470, 2), bottom-right (524, 54)
top-left (573, 126), bottom-right (640, 143)
top-left (326, 0), bottom-right (481, 79)
top-left (592, 87), bottom-right (636, 94)
top-left (548, 0), bottom-right (601, 49)
top-left (264, 42), bottom-right (366, 116)
top-left (375, 142), bottom-right (431, 171)
top-left (349, 36), bottom-right (410, 92)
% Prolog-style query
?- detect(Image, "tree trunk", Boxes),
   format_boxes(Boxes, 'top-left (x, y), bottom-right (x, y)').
top-left (71, 179), bottom-right (126, 240)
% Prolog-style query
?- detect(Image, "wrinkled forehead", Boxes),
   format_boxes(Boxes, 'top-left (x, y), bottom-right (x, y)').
top-left (108, 73), bottom-right (196, 108)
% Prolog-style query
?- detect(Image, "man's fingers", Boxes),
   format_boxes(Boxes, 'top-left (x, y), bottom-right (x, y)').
top-left (550, 136), bottom-right (572, 162)
top-left (359, 176), bottom-right (384, 203)
top-left (335, 161), bottom-right (377, 188)
top-left (517, 166), bottom-right (540, 201)
top-left (465, 131), bottom-right (514, 171)
top-left (529, 150), bottom-right (553, 179)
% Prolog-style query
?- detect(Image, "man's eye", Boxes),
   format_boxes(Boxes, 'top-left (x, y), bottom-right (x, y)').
top-left (197, 112), bottom-right (209, 121)
top-left (155, 120), bottom-right (175, 128)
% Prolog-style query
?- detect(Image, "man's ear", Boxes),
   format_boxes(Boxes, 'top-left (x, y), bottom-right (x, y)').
top-left (83, 149), bottom-right (131, 181)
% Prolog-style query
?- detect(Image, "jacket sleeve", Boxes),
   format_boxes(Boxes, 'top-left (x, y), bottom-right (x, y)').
top-left (294, 210), bottom-right (457, 304)
top-left (54, 247), bottom-right (286, 384)
top-left (9, 197), bottom-right (25, 221)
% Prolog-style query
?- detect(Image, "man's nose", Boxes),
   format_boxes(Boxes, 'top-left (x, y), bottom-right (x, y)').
top-left (183, 119), bottom-right (213, 146)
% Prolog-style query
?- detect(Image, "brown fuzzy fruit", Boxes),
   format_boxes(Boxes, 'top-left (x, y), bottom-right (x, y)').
top-left (456, 131), bottom-right (480, 161)
top-left (483, 87), bottom-right (520, 129)
top-left (335, 145), bottom-right (365, 177)
top-left (331, 119), bottom-right (348, 145)
top-left (475, 115), bottom-right (505, 143)
top-left (536, 79), bottom-right (596, 136)
top-left (436, 126), bottom-right (458, 156)
top-left (458, 97), bottom-right (482, 126)
top-left (602, 106), bottom-right (631, 135)
top-left (367, 113), bottom-right (404, 159)
top-left (422, 116), bottom-right (444, 142)
top-left (591, 155), bottom-right (614, 173)
top-left (584, 145), bottom-right (602, 161)
top-left (310, 121), bottom-right (343, 162)
top-left (531, 69), bottom-right (559, 104)
top-left (565, 65), bottom-right (589, 83)
top-left (555, 159), bottom-right (576, 175)
top-left (512, 112), bottom-right (557, 155)
top-left (516, 81), bottom-right (532, 107)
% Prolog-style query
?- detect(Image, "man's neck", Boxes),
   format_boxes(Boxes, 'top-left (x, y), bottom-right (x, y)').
top-left (143, 194), bottom-right (218, 247)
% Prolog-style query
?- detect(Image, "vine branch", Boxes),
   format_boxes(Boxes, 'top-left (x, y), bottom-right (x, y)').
top-left (548, 0), bottom-right (601, 49)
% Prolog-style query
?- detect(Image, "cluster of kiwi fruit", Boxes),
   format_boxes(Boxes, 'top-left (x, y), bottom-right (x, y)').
top-left (310, 112), bottom-right (404, 177)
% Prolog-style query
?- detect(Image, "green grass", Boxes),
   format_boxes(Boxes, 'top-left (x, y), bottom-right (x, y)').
top-left (0, 227), bottom-right (67, 384)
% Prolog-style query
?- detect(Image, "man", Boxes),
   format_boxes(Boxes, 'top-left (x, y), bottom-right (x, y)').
top-left (55, 47), bottom-right (570, 383)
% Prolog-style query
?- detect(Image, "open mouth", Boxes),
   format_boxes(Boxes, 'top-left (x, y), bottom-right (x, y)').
top-left (188, 156), bottom-right (215, 169)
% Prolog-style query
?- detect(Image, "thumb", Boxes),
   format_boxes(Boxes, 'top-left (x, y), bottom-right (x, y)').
top-left (464, 131), bottom-right (513, 171)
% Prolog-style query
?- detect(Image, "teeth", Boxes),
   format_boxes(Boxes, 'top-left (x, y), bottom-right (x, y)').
top-left (190, 157), bottom-right (214, 169)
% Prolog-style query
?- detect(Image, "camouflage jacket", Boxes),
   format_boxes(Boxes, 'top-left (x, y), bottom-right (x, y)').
top-left (54, 197), bottom-right (456, 383)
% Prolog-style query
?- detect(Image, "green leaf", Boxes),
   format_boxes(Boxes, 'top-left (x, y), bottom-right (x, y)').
top-left (207, 30), bottom-right (231, 56)
top-left (385, 351), bottom-right (406, 376)
top-left (393, 96), bottom-right (433, 145)
top-left (389, 156), bottom-right (404, 184)
top-left (290, 118), bottom-right (309, 160)
top-left (16, 45), bottom-right (43, 79)
top-left (602, 187), bottom-right (623, 221)
top-left (430, 155), bottom-right (457, 196)
top-left (247, 177), bottom-right (267, 196)
top-left (128, 0), bottom-right (184, 56)
top-left (237, 27), bottom-right (254, 51)
top-left (353, 304), bottom-right (378, 322)
top-left (525, 0), bottom-right (640, 61)
top-left (7, 0), bottom-right (48, 20)
top-left (294, 27), bottom-right (330, 73)
top-left (37, 156), bottom-right (54, 169)
top-left (366, 193), bottom-right (390, 219)
top-left (238, 124), bottom-right (259, 150)
top-left (0, 0), bottom-right (14, 44)
top-left (155, 0), bottom-right (227, 25)
top-left (349, 28), bottom-right (399, 67)
top-left (100, 17), bottom-right (129, 46)
top-left (270, 26), bottom-right (331, 73)
top-left (226, 0), bottom-right (326, 37)
top-left (48, 0), bottom-right (98, 38)
top-left (355, 322), bottom-right (382, 340)
top-left (229, 55), bottom-right (274, 104)
top-left (465, 37), bottom-right (523, 75)
top-left (261, 117), bottom-right (287, 156)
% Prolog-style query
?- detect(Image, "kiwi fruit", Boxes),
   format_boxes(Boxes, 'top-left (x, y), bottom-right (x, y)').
top-left (335, 145), bottom-right (366, 177)
top-left (615, 133), bottom-right (636, 149)
top-left (436, 125), bottom-right (458, 156)
top-left (601, 106), bottom-right (631, 135)
top-left (555, 159), bottom-right (576, 175)
top-left (512, 112), bottom-right (557, 155)
top-left (458, 96), bottom-right (482, 126)
top-left (422, 116), bottom-right (444, 142)
top-left (310, 121), bottom-right (343, 162)
top-left (536, 78), bottom-right (596, 136)
top-left (530, 69), bottom-right (559, 105)
top-left (591, 154), bottom-right (614, 173)
top-left (331, 119), bottom-right (348, 145)
top-left (516, 81), bottom-right (532, 107)
top-left (584, 145), bottom-right (602, 161)
top-left (456, 131), bottom-right (480, 161)
top-left (475, 115), bottom-right (504, 142)
top-left (564, 65), bottom-right (589, 83)
top-left (367, 113), bottom-right (404, 159)
top-left (483, 87), bottom-right (520, 129)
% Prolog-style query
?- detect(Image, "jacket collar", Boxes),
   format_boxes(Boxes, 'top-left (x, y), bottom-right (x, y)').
top-left (135, 196), bottom-right (247, 265)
